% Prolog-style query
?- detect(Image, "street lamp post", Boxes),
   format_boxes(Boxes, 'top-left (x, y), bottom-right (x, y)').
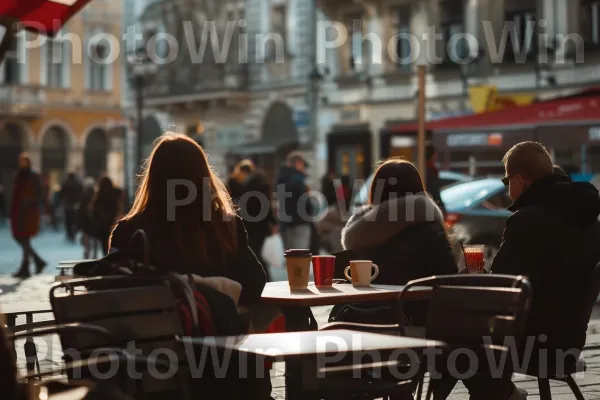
top-left (127, 50), bottom-right (158, 194)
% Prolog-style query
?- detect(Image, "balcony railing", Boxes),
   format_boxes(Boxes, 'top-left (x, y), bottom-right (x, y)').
top-left (144, 63), bottom-right (248, 102)
top-left (0, 85), bottom-right (45, 118)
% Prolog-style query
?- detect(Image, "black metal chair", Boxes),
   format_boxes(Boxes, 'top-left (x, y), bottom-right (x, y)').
top-left (320, 274), bottom-right (532, 400)
top-left (524, 261), bottom-right (600, 400)
top-left (394, 274), bottom-right (532, 400)
top-left (48, 276), bottom-right (195, 400)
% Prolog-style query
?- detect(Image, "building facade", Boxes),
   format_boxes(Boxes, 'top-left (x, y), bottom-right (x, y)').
top-left (136, 0), bottom-right (317, 184)
top-left (0, 0), bottom-right (125, 201)
top-left (317, 0), bottom-right (600, 179)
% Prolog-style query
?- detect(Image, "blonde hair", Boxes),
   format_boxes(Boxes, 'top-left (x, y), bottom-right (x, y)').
top-left (502, 141), bottom-right (553, 180)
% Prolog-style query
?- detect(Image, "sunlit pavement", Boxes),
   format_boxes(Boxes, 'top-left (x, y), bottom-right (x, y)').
top-left (0, 228), bottom-right (599, 398)
top-left (0, 226), bottom-right (84, 278)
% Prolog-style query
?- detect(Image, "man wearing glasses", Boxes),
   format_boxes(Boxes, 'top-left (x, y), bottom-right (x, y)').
top-left (493, 141), bottom-right (600, 389)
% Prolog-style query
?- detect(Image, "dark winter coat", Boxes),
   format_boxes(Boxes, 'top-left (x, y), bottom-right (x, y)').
top-left (275, 166), bottom-right (313, 229)
top-left (10, 169), bottom-right (43, 240)
top-left (332, 193), bottom-right (457, 325)
top-left (242, 172), bottom-right (276, 267)
top-left (342, 193), bottom-right (457, 284)
top-left (109, 215), bottom-right (267, 305)
top-left (92, 187), bottom-right (122, 239)
top-left (426, 163), bottom-right (446, 215)
top-left (492, 173), bottom-right (600, 355)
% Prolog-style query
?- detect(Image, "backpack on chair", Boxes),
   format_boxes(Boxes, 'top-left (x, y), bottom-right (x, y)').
top-left (74, 229), bottom-right (246, 336)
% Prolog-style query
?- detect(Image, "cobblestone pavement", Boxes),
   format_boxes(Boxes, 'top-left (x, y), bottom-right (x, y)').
top-left (1, 229), bottom-right (599, 399)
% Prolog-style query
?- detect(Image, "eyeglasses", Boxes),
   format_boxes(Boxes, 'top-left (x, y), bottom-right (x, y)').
top-left (501, 175), bottom-right (513, 188)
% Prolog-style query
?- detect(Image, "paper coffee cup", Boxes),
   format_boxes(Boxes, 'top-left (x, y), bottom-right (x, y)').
top-left (284, 249), bottom-right (311, 290)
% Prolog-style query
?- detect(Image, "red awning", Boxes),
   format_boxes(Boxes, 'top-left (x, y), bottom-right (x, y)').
top-left (0, 0), bottom-right (92, 36)
top-left (392, 95), bottom-right (600, 134)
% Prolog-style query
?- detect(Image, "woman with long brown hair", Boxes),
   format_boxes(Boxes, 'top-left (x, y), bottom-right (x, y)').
top-left (109, 133), bottom-right (267, 304)
top-left (332, 158), bottom-right (457, 336)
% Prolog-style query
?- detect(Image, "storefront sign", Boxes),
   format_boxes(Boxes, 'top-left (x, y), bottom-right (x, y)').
top-left (391, 136), bottom-right (416, 147)
top-left (447, 133), bottom-right (503, 147)
top-left (588, 127), bottom-right (600, 141)
top-left (294, 109), bottom-right (309, 128)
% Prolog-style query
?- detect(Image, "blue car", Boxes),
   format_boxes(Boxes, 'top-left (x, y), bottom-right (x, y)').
top-left (441, 178), bottom-right (512, 268)
top-left (352, 170), bottom-right (473, 208)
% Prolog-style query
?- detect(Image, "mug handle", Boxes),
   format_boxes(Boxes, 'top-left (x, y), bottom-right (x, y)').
top-left (370, 264), bottom-right (379, 281)
top-left (344, 266), bottom-right (352, 282)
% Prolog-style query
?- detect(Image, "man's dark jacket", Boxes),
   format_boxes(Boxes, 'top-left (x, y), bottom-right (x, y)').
top-left (492, 173), bottom-right (600, 354)
top-left (276, 166), bottom-right (313, 229)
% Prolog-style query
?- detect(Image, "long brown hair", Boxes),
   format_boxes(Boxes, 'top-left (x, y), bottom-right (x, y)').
top-left (369, 158), bottom-right (426, 205)
top-left (120, 133), bottom-right (237, 267)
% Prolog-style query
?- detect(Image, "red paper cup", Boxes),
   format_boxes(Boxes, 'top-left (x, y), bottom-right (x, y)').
top-left (464, 245), bottom-right (485, 273)
top-left (312, 255), bottom-right (336, 287)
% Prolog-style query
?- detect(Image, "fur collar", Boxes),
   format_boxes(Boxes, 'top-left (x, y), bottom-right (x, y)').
top-left (341, 193), bottom-right (444, 251)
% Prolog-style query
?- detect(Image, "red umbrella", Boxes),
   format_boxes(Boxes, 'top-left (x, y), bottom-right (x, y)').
top-left (0, 0), bottom-right (93, 60)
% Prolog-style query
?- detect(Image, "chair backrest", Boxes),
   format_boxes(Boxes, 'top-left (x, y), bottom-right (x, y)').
top-left (0, 322), bottom-right (18, 400)
top-left (399, 274), bottom-right (532, 348)
top-left (583, 262), bottom-right (600, 328)
top-left (50, 276), bottom-right (189, 398)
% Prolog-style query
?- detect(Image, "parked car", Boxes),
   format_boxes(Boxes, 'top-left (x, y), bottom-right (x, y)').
top-left (351, 170), bottom-right (474, 208)
top-left (441, 178), bottom-right (512, 269)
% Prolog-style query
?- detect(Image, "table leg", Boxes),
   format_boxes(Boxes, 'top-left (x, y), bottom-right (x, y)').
top-left (24, 313), bottom-right (40, 378)
top-left (5, 314), bottom-right (17, 361)
top-left (282, 307), bottom-right (319, 400)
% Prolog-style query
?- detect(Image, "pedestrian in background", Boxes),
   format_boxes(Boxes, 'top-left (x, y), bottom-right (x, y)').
top-left (60, 172), bottom-right (83, 242)
top-left (50, 183), bottom-right (61, 231)
top-left (276, 152), bottom-right (313, 250)
top-left (425, 144), bottom-right (446, 215)
top-left (242, 167), bottom-right (277, 278)
top-left (91, 176), bottom-right (123, 256)
top-left (0, 184), bottom-right (6, 227)
top-left (320, 168), bottom-right (338, 207)
top-left (10, 153), bottom-right (47, 279)
top-left (336, 174), bottom-right (353, 212)
top-left (79, 177), bottom-right (98, 259)
top-left (227, 159), bottom-right (255, 204)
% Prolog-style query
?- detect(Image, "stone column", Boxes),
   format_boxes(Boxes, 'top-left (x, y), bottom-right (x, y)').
top-left (411, 0), bottom-right (437, 69)
top-left (362, 1), bottom-right (384, 77)
top-left (481, 0), bottom-right (506, 64)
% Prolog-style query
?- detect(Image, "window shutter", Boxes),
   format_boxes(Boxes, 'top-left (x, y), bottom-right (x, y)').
top-left (104, 44), bottom-right (113, 91)
top-left (62, 40), bottom-right (72, 89)
top-left (84, 33), bottom-right (91, 89)
top-left (18, 33), bottom-right (28, 84)
top-left (40, 41), bottom-right (48, 86)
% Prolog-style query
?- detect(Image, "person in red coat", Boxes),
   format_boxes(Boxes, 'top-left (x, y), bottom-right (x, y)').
top-left (11, 153), bottom-right (46, 279)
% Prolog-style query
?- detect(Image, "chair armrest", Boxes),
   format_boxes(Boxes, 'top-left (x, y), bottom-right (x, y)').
top-left (319, 321), bottom-right (401, 333)
top-left (7, 323), bottom-right (114, 342)
top-left (5, 320), bottom-right (57, 335)
top-left (21, 348), bottom-right (175, 380)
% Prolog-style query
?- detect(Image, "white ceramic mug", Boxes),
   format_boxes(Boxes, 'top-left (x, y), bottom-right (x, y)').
top-left (344, 260), bottom-right (379, 287)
